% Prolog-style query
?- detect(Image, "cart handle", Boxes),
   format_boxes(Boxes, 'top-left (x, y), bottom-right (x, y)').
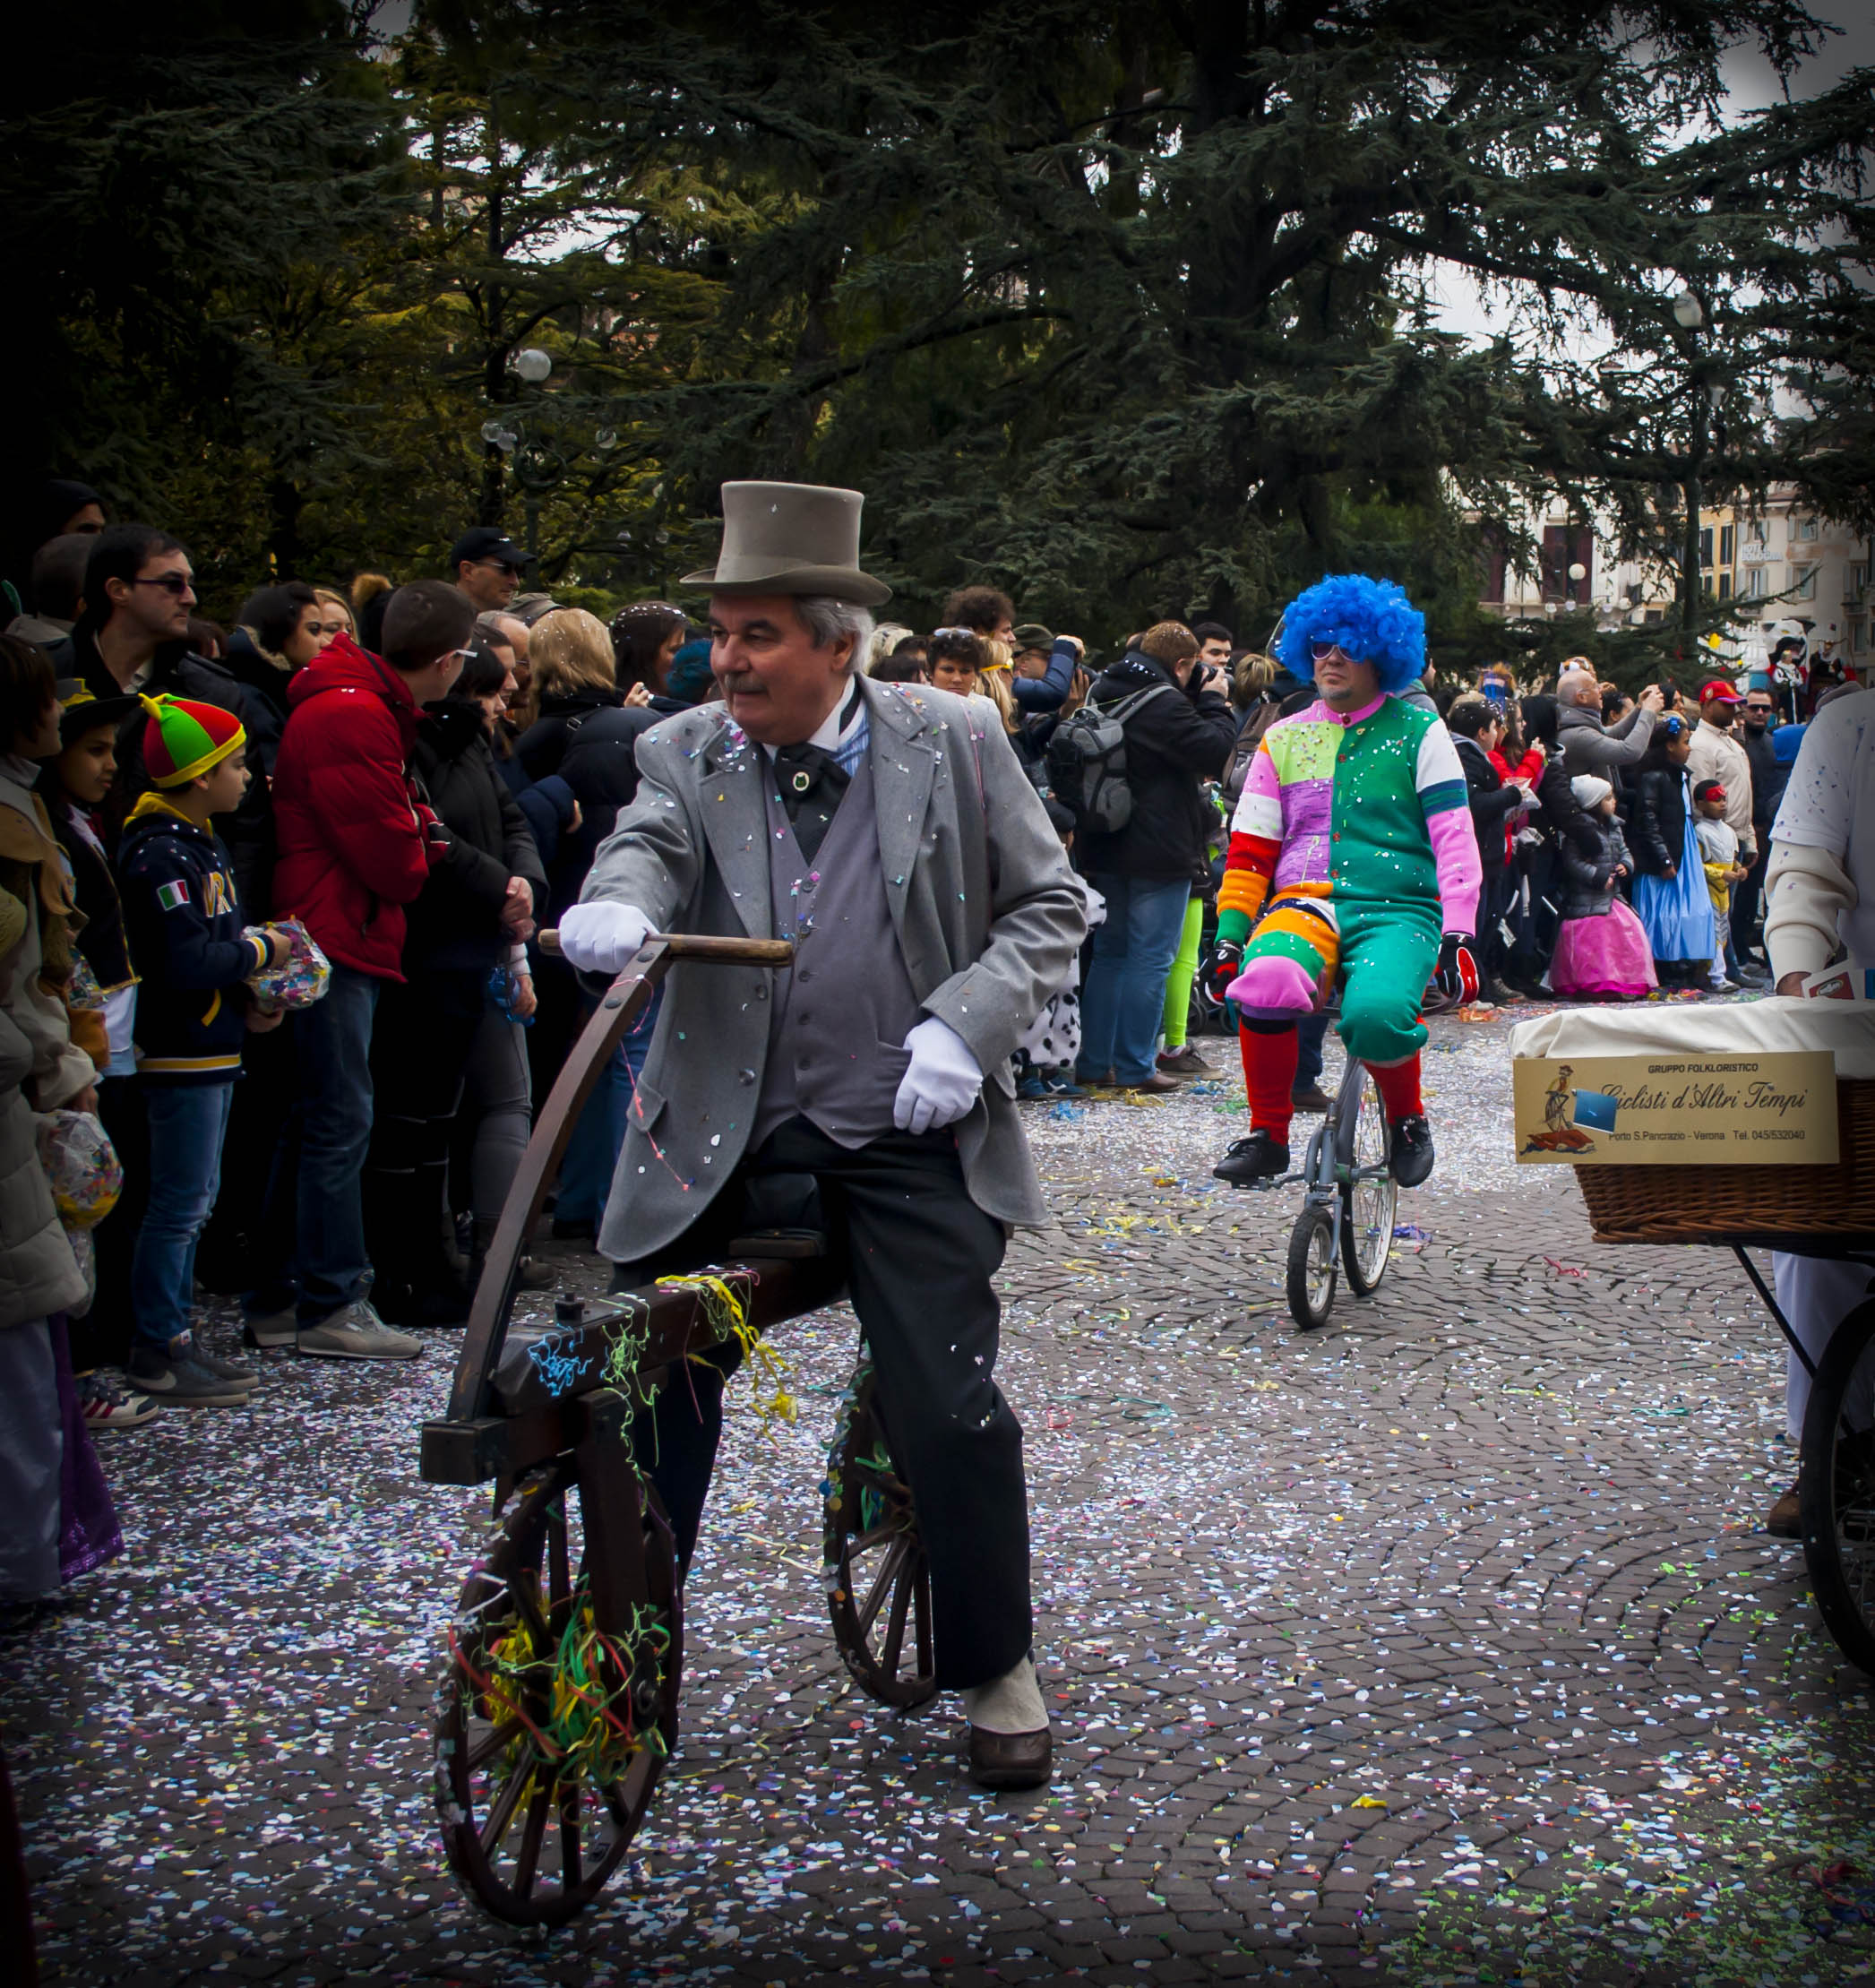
top-left (443, 927), bottom-right (795, 1424)
top-left (536, 927), bottom-right (795, 967)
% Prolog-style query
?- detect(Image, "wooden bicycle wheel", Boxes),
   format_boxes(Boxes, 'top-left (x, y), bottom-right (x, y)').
top-left (434, 1455), bottom-right (683, 1924)
top-left (823, 1353), bottom-right (938, 1708)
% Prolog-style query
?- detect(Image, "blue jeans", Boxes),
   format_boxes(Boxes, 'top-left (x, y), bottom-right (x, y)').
top-left (1076, 874), bottom-right (1194, 1086)
top-left (1294, 1011), bottom-right (1332, 1094)
top-left (556, 985), bottom-right (660, 1229)
top-left (295, 963), bottom-right (381, 1322)
top-left (131, 1081), bottom-right (236, 1353)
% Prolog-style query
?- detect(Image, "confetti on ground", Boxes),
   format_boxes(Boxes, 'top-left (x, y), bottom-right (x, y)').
top-left (5, 1004), bottom-right (1871, 1985)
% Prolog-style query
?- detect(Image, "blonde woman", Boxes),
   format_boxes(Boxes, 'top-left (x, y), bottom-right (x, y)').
top-left (314, 588), bottom-right (356, 641)
top-left (866, 622), bottom-right (916, 675)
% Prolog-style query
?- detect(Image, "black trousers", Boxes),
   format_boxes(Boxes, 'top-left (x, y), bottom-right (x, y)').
top-left (1732, 843), bottom-right (1767, 960)
top-left (363, 968), bottom-right (487, 1297)
top-left (613, 1115), bottom-right (1031, 1692)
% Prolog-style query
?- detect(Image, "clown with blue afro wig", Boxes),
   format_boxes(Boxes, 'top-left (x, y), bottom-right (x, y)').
top-left (1276, 574), bottom-right (1425, 697)
top-left (1207, 570), bottom-right (1484, 1200)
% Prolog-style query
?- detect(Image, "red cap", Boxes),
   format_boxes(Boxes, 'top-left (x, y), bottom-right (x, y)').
top-left (1699, 677), bottom-right (1743, 704)
top-left (1706, 783), bottom-right (1727, 801)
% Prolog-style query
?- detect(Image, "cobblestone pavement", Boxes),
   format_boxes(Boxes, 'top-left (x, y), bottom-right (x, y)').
top-left (6, 1009), bottom-right (1873, 1987)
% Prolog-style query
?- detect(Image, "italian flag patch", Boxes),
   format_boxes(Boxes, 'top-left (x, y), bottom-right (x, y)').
top-left (156, 880), bottom-right (189, 911)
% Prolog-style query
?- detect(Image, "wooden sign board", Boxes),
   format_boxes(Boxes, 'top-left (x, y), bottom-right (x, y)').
top-left (1512, 1051), bottom-right (1839, 1166)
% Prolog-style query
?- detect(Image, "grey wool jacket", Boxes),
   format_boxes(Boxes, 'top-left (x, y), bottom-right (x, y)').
top-left (581, 678), bottom-right (1090, 1264)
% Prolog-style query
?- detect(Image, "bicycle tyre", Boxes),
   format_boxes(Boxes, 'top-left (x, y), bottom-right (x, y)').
top-left (1798, 1295), bottom-right (1875, 1676)
top-left (1286, 1202), bottom-right (1337, 1331)
top-left (1337, 1066), bottom-right (1395, 1296)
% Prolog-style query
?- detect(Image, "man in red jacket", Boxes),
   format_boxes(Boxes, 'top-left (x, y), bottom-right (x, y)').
top-left (268, 582), bottom-right (468, 1360)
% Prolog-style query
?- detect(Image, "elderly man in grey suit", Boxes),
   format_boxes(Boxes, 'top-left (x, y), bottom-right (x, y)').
top-left (558, 481), bottom-right (1088, 1788)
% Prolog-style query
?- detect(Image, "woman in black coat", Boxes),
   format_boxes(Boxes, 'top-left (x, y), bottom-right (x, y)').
top-left (1506, 694), bottom-right (1598, 994)
top-left (363, 658), bottom-right (548, 1327)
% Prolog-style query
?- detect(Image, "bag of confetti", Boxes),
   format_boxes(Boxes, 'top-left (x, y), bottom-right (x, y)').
top-left (245, 917), bottom-right (331, 1010)
top-left (37, 1108), bottom-right (124, 1230)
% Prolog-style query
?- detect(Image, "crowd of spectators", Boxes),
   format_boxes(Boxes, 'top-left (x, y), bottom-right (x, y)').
top-left (0, 471), bottom-right (1859, 1618)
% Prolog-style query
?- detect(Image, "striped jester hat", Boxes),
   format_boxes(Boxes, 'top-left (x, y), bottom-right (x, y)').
top-left (137, 693), bottom-right (245, 788)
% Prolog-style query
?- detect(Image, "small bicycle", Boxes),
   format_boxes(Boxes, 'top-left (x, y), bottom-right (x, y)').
top-left (1277, 1037), bottom-right (1398, 1330)
top-left (1207, 972), bottom-right (1460, 1332)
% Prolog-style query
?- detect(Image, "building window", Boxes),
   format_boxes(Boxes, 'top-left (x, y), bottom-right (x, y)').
top-left (1539, 523), bottom-right (1595, 602)
top-left (1790, 564), bottom-right (1818, 600)
top-left (1720, 524), bottom-right (1735, 565)
top-left (1743, 566), bottom-right (1767, 598)
top-left (1853, 619), bottom-right (1868, 654)
top-left (1699, 527), bottom-right (1714, 569)
top-left (1848, 562), bottom-right (1870, 603)
top-left (1718, 572), bottom-right (1733, 598)
top-left (1477, 523), bottom-right (1508, 605)
top-left (1789, 514), bottom-right (1819, 543)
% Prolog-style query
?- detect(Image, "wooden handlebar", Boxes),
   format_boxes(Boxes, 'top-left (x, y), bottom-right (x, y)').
top-left (537, 928), bottom-right (795, 967)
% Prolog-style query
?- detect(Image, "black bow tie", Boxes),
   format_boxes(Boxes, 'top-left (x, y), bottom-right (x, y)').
top-left (771, 744), bottom-right (852, 863)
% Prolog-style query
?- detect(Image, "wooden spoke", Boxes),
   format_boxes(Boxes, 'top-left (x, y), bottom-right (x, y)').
top-left (857, 1536), bottom-right (910, 1637)
top-left (511, 1783), bottom-right (553, 1898)
top-left (879, 1553), bottom-right (915, 1674)
top-left (465, 1717), bottom-right (524, 1773)
top-left (478, 1759), bottom-right (534, 1856)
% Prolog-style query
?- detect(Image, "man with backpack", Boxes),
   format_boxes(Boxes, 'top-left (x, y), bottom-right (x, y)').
top-left (1054, 621), bottom-right (1235, 1093)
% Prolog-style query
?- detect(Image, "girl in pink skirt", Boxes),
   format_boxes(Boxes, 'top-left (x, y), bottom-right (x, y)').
top-left (1550, 776), bottom-right (1658, 1000)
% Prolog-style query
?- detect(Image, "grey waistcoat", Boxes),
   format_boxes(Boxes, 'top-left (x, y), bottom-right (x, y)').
top-left (751, 753), bottom-right (923, 1151)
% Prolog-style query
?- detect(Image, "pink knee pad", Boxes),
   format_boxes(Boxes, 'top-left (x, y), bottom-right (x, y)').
top-left (1226, 953), bottom-right (1318, 1018)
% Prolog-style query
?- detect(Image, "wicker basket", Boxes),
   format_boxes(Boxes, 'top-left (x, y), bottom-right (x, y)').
top-left (1576, 1078), bottom-right (1875, 1244)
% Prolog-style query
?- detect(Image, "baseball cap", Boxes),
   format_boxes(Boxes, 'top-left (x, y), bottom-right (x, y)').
top-left (1699, 676), bottom-right (1742, 704)
top-left (447, 527), bottom-right (532, 572)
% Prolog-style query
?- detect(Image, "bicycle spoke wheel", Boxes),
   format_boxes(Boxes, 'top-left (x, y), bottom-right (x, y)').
top-left (1799, 1297), bottom-right (1875, 1676)
top-left (824, 1351), bottom-right (937, 1708)
top-left (1286, 1201), bottom-right (1338, 1331)
top-left (1338, 1066), bottom-right (1396, 1296)
top-left (435, 1456), bottom-right (682, 1923)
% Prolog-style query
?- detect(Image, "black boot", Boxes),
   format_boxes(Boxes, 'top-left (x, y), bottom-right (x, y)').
top-left (1212, 1130), bottom-right (1292, 1187)
top-left (1389, 1115), bottom-right (1436, 1187)
top-left (471, 1215), bottom-right (555, 1295)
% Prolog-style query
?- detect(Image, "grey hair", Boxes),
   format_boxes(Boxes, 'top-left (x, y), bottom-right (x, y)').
top-left (795, 595), bottom-right (875, 672)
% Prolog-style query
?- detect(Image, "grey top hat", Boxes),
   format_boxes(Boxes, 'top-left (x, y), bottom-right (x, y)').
top-left (680, 481), bottom-right (892, 607)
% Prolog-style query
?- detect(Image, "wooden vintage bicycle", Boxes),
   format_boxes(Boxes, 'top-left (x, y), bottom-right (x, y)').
top-left (420, 931), bottom-right (937, 1925)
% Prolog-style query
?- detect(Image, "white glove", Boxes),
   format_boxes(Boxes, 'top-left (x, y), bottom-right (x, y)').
top-left (557, 900), bottom-right (654, 974)
top-left (893, 1016), bottom-right (984, 1135)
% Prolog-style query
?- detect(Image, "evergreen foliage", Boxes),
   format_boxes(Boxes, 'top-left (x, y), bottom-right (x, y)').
top-left (4, 0), bottom-right (1868, 669)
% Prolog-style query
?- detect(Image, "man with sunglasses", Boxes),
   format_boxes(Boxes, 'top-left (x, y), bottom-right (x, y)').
top-left (1734, 684), bottom-right (1789, 968)
top-left (66, 525), bottom-right (261, 850)
top-left (1209, 575), bottom-right (1483, 1191)
top-left (448, 527), bottom-right (531, 615)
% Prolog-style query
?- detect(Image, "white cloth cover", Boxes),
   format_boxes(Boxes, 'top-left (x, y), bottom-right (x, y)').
top-left (1509, 998), bottom-right (1875, 1079)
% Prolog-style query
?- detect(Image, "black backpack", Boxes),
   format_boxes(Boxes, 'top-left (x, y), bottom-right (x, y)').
top-left (1045, 682), bottom-right (1173, 833)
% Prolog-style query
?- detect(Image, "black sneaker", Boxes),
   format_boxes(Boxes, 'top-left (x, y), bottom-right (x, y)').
top-left (1212, 1131), bottom-right (1291, 1187)
top-left (189, 1343), bottom-right (260, 1385)
top-left (1389, 1114), bottom-right (1436, 1187)
top-left (372, 1282), bottom-right (472, 1330)
top-left (127, 1337), bottom-right (254, 1407)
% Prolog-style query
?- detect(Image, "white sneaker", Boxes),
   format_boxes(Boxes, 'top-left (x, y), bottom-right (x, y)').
top-left (296, 1300), bottom-right (424, 1362)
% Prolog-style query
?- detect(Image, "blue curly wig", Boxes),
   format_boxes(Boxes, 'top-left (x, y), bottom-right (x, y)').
top-left (1276, 574), bottom-right (1426, 695)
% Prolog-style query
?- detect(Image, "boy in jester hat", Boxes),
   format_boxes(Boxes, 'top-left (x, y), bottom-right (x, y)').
top-left (114, 694), bottom-right (290, 1409)
top-left (1207, 575), bottom-right (1484, 1190)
